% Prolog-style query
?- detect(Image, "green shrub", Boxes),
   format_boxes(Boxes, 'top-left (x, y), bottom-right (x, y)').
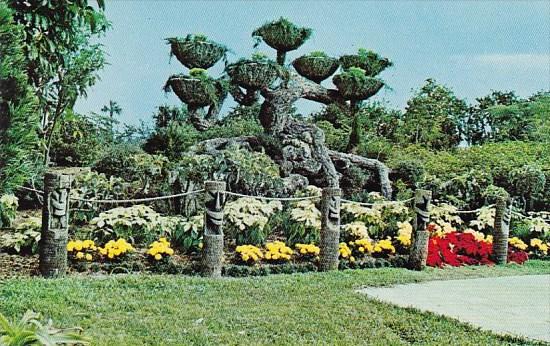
top-left (0, 194), bottom-right (18, 227)
top-left (0, 217), bottom-right (41, 254)
top-left (50, 113), bottom-right (109, 166)
top-left (92, 143), bottom-right (145, 179)
top-left (225, 197), bottom-right (282, 245)
top-left (387, 141), bottom-right (549, 211)
top-left (171, 214), bottom-right (203, 254)
top-left (89, 205), bottom-right (183, 244)
top-left (70, 171), bottom-right (130, 224)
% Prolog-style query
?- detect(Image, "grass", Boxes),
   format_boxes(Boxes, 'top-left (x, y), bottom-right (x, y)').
top-left (1, 261), bottom-right (549, 345)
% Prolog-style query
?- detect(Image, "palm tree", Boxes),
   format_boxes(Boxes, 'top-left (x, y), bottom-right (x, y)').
top-left (101, 100), bottom-right (122, 140)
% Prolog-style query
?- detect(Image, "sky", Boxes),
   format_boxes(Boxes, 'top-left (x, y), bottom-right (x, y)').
top-left (75, 0), bottom-right (550, 126)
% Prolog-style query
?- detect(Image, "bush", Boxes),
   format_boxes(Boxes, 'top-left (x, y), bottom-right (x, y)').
top-left (92, 143), bottom-right (145, 179)
top-left (0, 194), bottom-right (18, 227)
top-left (387, 141), bottom-right (549, 211)
top-left (89, 205), bottom-right (183, 244)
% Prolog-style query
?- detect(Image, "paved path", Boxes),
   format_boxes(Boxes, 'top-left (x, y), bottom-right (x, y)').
top-left (359, 275), bottom-right (550, 342)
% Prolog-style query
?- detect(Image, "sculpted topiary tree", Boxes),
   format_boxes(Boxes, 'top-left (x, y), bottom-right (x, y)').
top-left (165, 18), bottom-right (392, 196)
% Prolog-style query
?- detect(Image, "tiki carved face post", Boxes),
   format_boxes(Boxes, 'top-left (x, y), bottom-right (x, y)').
top-left (413, 190), bottom-right (431, 233)
top-left (40, 171), bottom-right (73, 278)
top-left (320, 187), bottom-right (341, 271)
top-left (492, 194), bottom-right (512, 264)
top-left (204, 181), bottom-right (226, 236)
top-left (202, 180), bottom-right (226, 277)
top-left (409, 189), bottom-right (432, 271)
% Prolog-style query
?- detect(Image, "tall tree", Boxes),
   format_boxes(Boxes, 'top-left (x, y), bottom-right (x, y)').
top-left (0, 1), bottom-right (39, 193)
top-left (5, 0), bottom-right (109, 165)
top-left (399, 79), bottom-right (468, 149)
top-left (101, 100), bottom-right (122, 140)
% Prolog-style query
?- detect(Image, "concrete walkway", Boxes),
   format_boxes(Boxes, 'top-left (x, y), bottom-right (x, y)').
top-left (359, 275), bottom-right (550, 342)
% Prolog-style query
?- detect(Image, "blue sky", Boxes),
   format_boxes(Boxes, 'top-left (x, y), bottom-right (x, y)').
top-left (75, 1), bottom-right (550, 126)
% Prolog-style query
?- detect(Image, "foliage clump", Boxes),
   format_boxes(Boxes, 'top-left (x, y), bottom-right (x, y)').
top-left (0, 3), bottom-right (39, 193)
top-left (252, 17), bottom-right (312, 53)
top-left (226, 56), bottom-right (282, 90)
top-left (166, 34), bottom-right (228, 69)
top-left (332, 67), bottom-right (384, 101)
top-left (339, 48), bottom-right (392, 76)
top-left (292, 51), bottom-right (339, 83)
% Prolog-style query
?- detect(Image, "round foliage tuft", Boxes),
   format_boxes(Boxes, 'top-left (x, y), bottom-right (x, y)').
top-left (226, 58), bottom-right (281, 90)
top-left (292, 52), bottom-right (339, 83)
top-left (332, 68), bottom-right (384, 101)
top-left (166, 34), bottom-right (227, 69)
top-left (252, 17), bottom-right (312, 52)
top-left (339, 48), bottom-right (392, 77)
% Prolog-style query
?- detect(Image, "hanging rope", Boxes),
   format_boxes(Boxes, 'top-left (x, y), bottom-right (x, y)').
top-left (16, 186), bottom-right (44, 194)
top-left (69, 189), bottom-right (205, 204)
top-left (223, 191), bottom-right (320, 202)
top-left (340, 197), bottom-right (414, 207)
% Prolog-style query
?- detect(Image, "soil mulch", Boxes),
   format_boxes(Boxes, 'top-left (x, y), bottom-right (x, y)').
top-left (0, 253), bottom-right (38, 279)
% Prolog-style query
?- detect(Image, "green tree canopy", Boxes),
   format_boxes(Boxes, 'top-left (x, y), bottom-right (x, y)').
top-left (399, 79), bottom-right (468, 150)
top-left (0, 1), bottom-right (39, 193)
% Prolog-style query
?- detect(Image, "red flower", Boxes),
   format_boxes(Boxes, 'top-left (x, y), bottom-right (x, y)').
top-left (426, 231), bottom-right (496, 268)
top-left (508, 248), bottom-right (529, 264)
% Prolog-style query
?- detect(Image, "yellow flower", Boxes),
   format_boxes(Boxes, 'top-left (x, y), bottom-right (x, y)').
top-left (85, 253), bottom-right (93, 261)
top-left (155, 254), bottom-right (162, 260)
top-left (76, 252), bottom-right (84, 259)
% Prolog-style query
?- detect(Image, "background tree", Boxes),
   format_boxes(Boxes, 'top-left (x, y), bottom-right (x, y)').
top-left (0, 2), bottom-right (39, 193)
top-left (398, 79), bottom-right (468, 150)
top-left (5, 0), bottom-right (109, 165)
top-left (101, 100), bottom-right (122, 140)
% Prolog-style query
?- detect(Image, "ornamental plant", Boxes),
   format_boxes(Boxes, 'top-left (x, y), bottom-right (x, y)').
top-left (287, 199), bottom-right (321, 245)
top-left (342, 221), bottom-right (369, 241)
top-left (235, 244), bottom-right (263, 265)
top-left (372, 238), bottom-right (396, 257)
top-left (0, 310), bottom-right (90, 346)
top-left (67, 239), bottom-right (97, 262)
top-left (0, 217), bottom-right (41, 254)
top-left (529, 238), bottom-right (549, 257)
top-left (264, 241), bottom-right (293, 262)
top-left (172, 214), bottom-right (203, 254)
top-left (97, 239), bottom-right (134, 260)
top-left (427, 231), bottom-right (493, 268)
top-left (147, 237), bottom-right (175, 261)
top-left (90, 205), bottom-right (183, 244)
top-left (350, 238), bottom-right (374, 257)
top-left (394, 221), bottom-right (413, 253)
top-left (0, 194), bottom-right (18, 228)
top-left (295, 243), bottom-right (320, 258)
top-left (225, 197), bottom-right (282, 245)
top-left (338, 242), bottom-right (353, 260)
top-left (508, 237), bottom-right (528, 251)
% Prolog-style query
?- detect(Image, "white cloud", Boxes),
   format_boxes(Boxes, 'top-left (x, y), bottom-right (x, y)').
top-left (460, 53), bottom-right (549, 70)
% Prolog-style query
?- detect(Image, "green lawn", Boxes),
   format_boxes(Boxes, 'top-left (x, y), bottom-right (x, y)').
top-left (1, 261), bottom-right (549, 345)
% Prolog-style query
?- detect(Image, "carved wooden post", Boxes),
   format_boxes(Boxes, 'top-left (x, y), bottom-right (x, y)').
top-left (319, 187), bottom-right (341, 271)
top-left (202, 181), bottom-right (226, 277)
top-left (409, 189), bottom-right (432, 271)
top-left (492, 194), bottom-right (511, 264)
top-left (39, 170), bottom-right (73, 278)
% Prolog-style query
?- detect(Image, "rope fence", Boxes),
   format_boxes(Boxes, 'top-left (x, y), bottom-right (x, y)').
top-left (17, 170), bottom-right (549, 278)
top-left (69, 189), bottom-right (205, 204)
